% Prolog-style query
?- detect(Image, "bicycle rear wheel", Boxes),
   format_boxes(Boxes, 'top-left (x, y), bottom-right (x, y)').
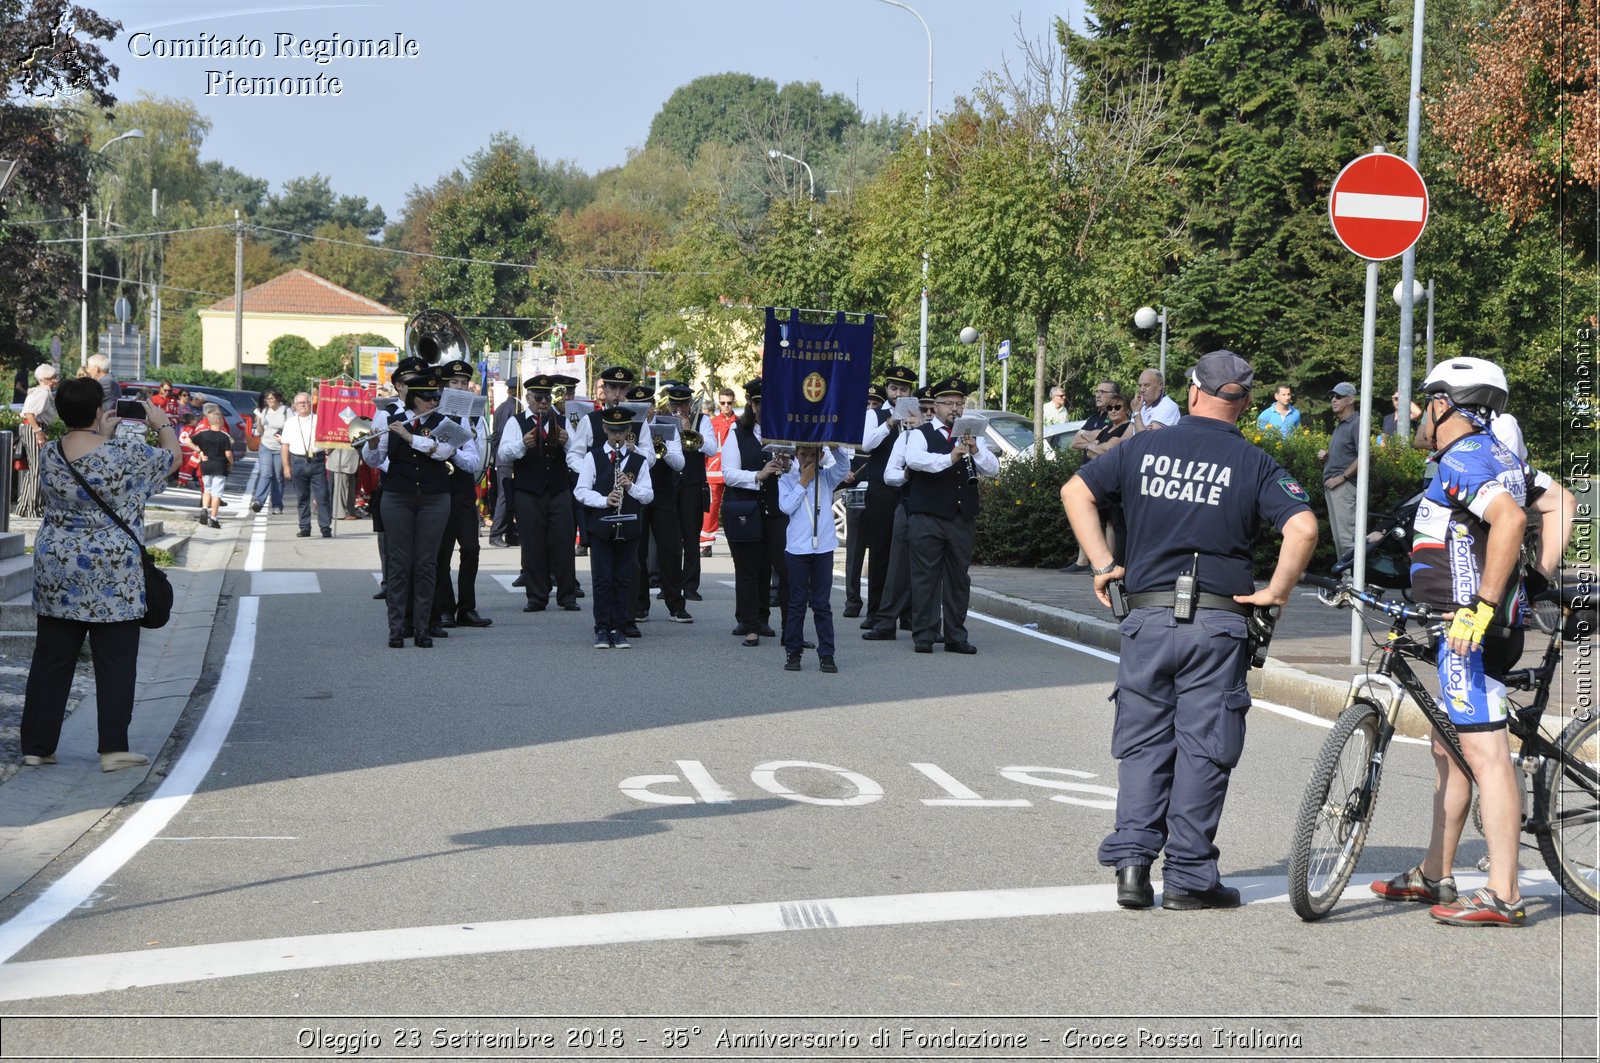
top-left (1288, 699), bottom-right (1385, 920)
top-left (1534, 712), bottom-right (1600, 911)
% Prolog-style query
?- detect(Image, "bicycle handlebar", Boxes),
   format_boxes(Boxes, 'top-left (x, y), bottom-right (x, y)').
top-left (1299, 574), bottom-right (1444, 627)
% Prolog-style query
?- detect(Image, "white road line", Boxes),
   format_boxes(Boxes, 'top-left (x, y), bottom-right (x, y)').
top-left (0, 598), bottom-right (260, 967)
top-left (0, 870), bottom-right (1563, 1001)
top-left (243, 528), bottom-right (266, 572)
top-left (154, 836), bottom-right (298, 842)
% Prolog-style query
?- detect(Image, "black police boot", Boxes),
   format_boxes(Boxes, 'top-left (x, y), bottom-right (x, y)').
top-left (1162, 883), bottom-right (1242, 911)
top-left (1116, 865), bottom-right (1154, 910)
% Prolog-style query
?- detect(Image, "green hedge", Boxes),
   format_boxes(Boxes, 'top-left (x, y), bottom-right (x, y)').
top-left (973, 422), bottom-right (1429, 577)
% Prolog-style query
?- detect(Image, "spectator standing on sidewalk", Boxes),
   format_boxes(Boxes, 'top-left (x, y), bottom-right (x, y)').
top-left (1318, 381), bottom-right (1360, 563)
top-left (1256, 385), bottom-right (1302, 437)
top-left (701, 387), bottom-right (737, 556)
top-left (20, 380), bottom-right (182, 772)
top-left (251, 389), bottom-right (288, 514)
top-left (1062, 350), bottom-right (1317, 911)
top-left (1044, 385), bottom-right (1071, 426)
top-left (15, 364), bottom-right (60, 518)
top-left (1128, 370), bottom-right (1180, 433)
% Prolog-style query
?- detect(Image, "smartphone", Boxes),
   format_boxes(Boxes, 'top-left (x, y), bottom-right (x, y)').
top-left (116, 398), bottom-right (146, 420)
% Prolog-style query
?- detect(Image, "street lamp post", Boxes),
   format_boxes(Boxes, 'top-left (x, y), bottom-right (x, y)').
top-left (877, 0), bottom-right (932, 388)
top-left (81, 129), bottom-right (143, 368)
top-left (1133, 304), bottom-right (1168, 381)
top-left (767, 149), bottom-right (814, 199)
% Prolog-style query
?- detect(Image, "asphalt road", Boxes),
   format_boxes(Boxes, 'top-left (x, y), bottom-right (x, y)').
top-left (0, 505), bottom-right (1594, 1061)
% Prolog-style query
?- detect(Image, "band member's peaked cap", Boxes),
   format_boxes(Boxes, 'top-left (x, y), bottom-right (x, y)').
top-left (439, 359), bottom-right (473, 381)
top-left (600, 406), bottom-right (635, 429)
top-left (884, 365), bottom-right (917, 387)
top-left (867, 383), bottom-right (889, 404)
top-left (662, 381), bottom-right (694, 402)
top-left (624, 384), bottom-right (655, 402)
top-left (524, 374), bottom-right (560, 393)
top-left (744, 378), bottom-right (763, 400)
top-left (932, 377), bottom-right (969, 398)
top-left (394, 355), bottom-right (429, 377)
top-left (598, 366), bottom-right (637, 385)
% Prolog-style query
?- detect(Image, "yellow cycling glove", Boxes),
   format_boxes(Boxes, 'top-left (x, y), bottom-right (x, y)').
top-left (1446, 597), bottom-right (1497, 650)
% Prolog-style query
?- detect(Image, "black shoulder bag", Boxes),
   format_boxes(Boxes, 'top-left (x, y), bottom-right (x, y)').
top-left (56, 444), bottom-right (173, 629)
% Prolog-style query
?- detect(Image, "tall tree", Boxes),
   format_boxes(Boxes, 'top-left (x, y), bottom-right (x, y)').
top-left (0, 0), bottom-right (119, 363)
top-left (254, 173), bottom-right (386, 259)
top-left (297, 221), bottom-right (396, 303)
top-left (411, 146), bottom-right (556, 350)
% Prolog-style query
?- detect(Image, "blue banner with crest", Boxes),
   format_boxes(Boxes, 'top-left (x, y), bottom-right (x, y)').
top-left (759, 307), bottom-right (875, 447)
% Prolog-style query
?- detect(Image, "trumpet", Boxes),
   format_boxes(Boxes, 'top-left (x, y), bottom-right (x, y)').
top-left (681, 428), bottom-right (703, 452)
top-left (654, 435), bottom-right (668, 460)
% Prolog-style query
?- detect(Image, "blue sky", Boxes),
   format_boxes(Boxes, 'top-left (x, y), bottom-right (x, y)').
top-left (96, 0), bottom-right (1085, 217)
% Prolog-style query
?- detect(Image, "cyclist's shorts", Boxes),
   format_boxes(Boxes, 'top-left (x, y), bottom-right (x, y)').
top-left (1434, 631), bottom-right (1523, 732)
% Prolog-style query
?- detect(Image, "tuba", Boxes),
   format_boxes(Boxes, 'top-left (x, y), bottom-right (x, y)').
top-left (347, 415), bottom-right (377, 449)
top-left (405, 308), bottom-right (472, 365)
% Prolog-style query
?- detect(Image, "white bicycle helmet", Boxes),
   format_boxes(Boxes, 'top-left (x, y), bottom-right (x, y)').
top-left (1420, 357), bottom-right (1508, 416)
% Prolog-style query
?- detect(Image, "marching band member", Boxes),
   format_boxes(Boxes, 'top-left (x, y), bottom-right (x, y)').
top-left (566, 366), bottom-right (654, 474)
top-left (370, 370), bottom-right (469, 648)
top-left (362, 355), bottom-right (428, 601)
top-left (573, 407), bottom-right (654, 648)
top-left (903, 377), bottom-right (998, 654)
top-left (496, 375), bottom-right (582, 613)
top-left (663, 381), bottom-right (718, 602)
top-left (854, 366), bottom-right (917, 623)
top-left (627, 383), bottom-right (693, 625)
top-left (863, 385), bottom-right (935, 641)
top-left (841, 382), bottom-right (887, 617)
top-left (722, 379), bottom-right (788, 648)
top-left (430, 359), bottom-right (492, 630)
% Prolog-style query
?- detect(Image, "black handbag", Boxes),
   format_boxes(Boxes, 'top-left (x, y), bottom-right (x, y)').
top-left (720, 494), bottom-right (763, 542)
top-left (56, 444), bottom-right (173, 629)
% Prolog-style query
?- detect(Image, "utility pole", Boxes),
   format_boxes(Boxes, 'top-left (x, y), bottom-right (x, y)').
top-left (233, 210), bottom-right (244, 389)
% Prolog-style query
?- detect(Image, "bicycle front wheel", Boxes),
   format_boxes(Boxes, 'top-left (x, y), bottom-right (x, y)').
top-left (1535, 712), bottom-right (1600, 912)
top-left (1288, 699), bottom-right (1385, 920)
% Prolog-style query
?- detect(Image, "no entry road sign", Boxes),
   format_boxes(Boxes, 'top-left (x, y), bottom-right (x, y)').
top-left (1329, 151), bottom-right (1429, 261)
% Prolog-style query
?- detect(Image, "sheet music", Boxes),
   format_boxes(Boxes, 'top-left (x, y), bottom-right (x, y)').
top-left (437, 388), bottom-right (475, 419)
top-left (430, 418), bottom-right (472, 449)
top-left (469, 395), bottom-right (488, 418)
top-left (953, 415), bottom-right (990, 439)
top-left (620, 401), bottom-right (651, 420)
top-left (652, 420), bottom-right (679, 442)
top-left (564, 398), bottom-right (595, 419)
top-left (893, 397), bottom-right (920, 422)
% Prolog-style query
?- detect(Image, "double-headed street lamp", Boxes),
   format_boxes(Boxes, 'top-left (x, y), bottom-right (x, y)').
top-left (767, 149), bottom-right (814, 199)
top-left (876, 0), bottom-right (932, 388)
top-left (82, 129), bottom-right (144, 367)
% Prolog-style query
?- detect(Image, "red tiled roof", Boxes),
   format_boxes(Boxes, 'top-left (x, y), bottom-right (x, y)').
top-left (207, 269), bottom-right (399, 317)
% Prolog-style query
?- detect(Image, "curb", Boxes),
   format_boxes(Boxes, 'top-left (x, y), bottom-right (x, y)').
top-left (967, 585), bottom-right (1442, 740)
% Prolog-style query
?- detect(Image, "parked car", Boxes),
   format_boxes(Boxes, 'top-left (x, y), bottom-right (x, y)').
top-left (120, 381), bottom-right (246, 457)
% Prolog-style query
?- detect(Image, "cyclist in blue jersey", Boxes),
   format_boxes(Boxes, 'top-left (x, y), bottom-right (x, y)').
top-left (1372, 358), bottom-right (1536, 926)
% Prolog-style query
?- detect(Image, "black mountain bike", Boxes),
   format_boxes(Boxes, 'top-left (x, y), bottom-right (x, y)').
top-left (1286, 574), bottom-right (1598, 920)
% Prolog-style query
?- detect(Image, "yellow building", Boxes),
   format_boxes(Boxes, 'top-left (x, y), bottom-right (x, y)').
top-left (198, 269), bottom-right (406, 376)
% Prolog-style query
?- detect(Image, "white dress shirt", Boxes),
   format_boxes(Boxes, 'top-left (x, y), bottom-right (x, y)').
top-left (566, 408), bottom-right (654, 474)
top-left (778, 447), bottom-right (852, 554)
top-left (903, 421), bottom-right (1000, 477)
top-left (719, 424), bottom-right (764, 491)
top-left (574, 444), bottom-right (655, 509)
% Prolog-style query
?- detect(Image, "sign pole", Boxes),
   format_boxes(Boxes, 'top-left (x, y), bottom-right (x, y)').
top-left (1352, 258), bottom-right (1379, 664)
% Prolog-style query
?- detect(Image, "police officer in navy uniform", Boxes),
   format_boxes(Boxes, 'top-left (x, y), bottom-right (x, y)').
top-left (903, 377), bottom-right (999, 653)
top-left (496, 374), bottom-right (582, 613)
top-left (574, 406), bottom-right (653, 648)
top-left (1062, 351), bottom-right (1317, 910)
top-left (430, 359), bottom-right (492, 630)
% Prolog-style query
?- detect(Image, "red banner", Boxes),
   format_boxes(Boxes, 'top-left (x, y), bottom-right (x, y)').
top-left (315, 380), bottom-right (377, 447)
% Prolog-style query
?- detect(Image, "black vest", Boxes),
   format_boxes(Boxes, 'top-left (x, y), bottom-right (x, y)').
top-left (858, 407), bottom-right (896, 484)
top-left (511, 410), bottom-right (570, 495)
top-left (587, 448), bottom-right (648, 541)
top-left (730, 425), bottom-right (781, 517)
top-left (385, 411), bottom-right (451, 495)
top-left (444, 415), bottom-right (480, 497)
top-left (904, 421), bottom-right (980, 520)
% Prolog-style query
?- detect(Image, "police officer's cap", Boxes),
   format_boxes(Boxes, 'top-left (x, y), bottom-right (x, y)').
top-left (439, 359), bottom-right (473, 382)
top-left (867, 383), bottom-right (889, 404)
top-left (662, 381), bottom-right (694, 402)
top-left (744, 379), bottom-right (763, 400)
top-left (624, 384), bottom-right (655, 403)
top-left (883, 365), bottom-right (917, 387)
top-left (1188, 350), bottom-right (1254, 401)
top-left (931, 377), bottom-right (969, 398)
top-left (600, 406), bottom-right (635, 430)
top-left (598, 366), bottom-right (637, 386)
